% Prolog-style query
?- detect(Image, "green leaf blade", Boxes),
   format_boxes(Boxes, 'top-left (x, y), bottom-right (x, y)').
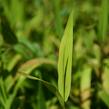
top-left (58, 10), bottom-right (73, 101)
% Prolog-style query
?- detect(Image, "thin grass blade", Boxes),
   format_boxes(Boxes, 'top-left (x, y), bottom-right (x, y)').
top-left (58, 10), bottom-right (73, 101)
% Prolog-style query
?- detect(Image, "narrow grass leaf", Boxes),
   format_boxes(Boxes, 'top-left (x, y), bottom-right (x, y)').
top-left (19, 72), bottom-right (65, 108)
top-left (16, 59), bottom-right (65, 108)
top-left (5, 58), bottom-right (56, 109)
top-left (58, 10), bottom-right (73, 101)
top-left (16, 58), bottom-right (56, 88)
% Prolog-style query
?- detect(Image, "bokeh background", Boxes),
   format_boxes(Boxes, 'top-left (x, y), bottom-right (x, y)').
top-left (0, 0), bottom-right (109, 109)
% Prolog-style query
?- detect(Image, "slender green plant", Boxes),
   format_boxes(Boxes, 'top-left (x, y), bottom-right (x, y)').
top-left (58, 10), bottom-right (73, 102)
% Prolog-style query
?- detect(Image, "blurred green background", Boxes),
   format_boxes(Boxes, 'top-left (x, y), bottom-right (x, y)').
top-left (0, 0), bottom-right (109, 109)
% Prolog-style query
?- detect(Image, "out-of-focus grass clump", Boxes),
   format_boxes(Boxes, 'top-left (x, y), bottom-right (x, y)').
top-left (0, 0), bottom-right (109, 109)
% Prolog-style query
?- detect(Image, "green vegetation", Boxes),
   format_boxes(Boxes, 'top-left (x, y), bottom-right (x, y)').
top-left (0, 0), bottom-right (109, 109)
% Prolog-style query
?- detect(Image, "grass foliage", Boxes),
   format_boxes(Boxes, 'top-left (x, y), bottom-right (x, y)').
top-left (0, 0), bottom-right (109, 109)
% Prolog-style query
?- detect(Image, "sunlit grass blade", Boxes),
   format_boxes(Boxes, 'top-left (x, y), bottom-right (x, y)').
top-left (98, 0), bottom-right (109, 42)
top-left (58, 10), bottom-right (73, 101)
